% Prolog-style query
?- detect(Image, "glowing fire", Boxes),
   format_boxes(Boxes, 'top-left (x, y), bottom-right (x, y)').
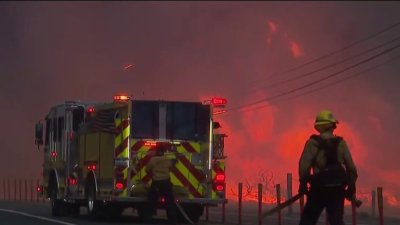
top-left (265, 19), bottom-right (305, 59)
top-left (267, 21), bottom-right (278, 33)
top-left (289, 41), bottom-right (303, 58)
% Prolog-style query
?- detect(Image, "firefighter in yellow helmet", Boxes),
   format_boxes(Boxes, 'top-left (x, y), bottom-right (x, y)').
top-left (298, 110), bottom-right (358, 225)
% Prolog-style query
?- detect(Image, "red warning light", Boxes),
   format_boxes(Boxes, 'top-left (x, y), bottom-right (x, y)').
top-left (87, 107), bottom-right (95, 113)
top-left (216, 185), bottom-right (224, 191)
top-left (113, 95), bottom-right (130, 102)
top-left (51, 151), bottom-right (57, 158)
top-left (215, 173), bottom-right (225, 182)
top-left (36, 186), bottom-right (41, 192)
top-left (68, 178), bottom-right (77, 185)
top-left (211, 97), bottom-right (227, 106)
top-left (87, 164), bottom-right (97, 171)
top-left (115, 182), bottom-right (124, 190)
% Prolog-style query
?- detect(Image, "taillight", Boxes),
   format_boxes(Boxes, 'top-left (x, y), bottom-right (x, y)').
top-left (36, 185), bottom-right (43, 195)
top-left (68, 178), bottom-right (77, 185)
top-left (86, 106), bottom-right (95, 118)
top-left (87, 164), bottom-right (97, 171)
top-left (213, 172), bottom-right (225, 192)
top-left (115, 182), bottom-right (124, 190)
top-left (87, 107), bottom-right (95, 114)
top-left (215, 173), bottom-right (225, 182)
top-left (51, 151), bottom-right (57, 158)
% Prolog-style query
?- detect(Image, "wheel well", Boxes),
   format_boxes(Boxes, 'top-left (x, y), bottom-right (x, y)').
top-left (48, 170), bottom-right (59, 197)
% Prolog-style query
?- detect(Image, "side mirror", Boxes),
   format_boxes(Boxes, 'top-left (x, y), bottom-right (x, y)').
top-left (213, 121), bottom-right (222, 129)
top-left (35, 122), bottom-right (43, 146)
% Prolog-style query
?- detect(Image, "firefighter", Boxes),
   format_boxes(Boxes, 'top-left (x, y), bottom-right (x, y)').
top-left (145, 143), bottom-right (178, 225)
top-left (298, 110), bottom-right (358, 225)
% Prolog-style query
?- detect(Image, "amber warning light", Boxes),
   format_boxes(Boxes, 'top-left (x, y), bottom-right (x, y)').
top-left (113, 95), bottom-right (130, 102)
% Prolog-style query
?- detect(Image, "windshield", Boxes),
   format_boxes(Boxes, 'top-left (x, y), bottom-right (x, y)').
top-left (131, 101), bottom-right (210, 141)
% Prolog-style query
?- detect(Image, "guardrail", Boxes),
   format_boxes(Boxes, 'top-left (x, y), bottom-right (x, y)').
top-left (233, 173), bottom-right (385, 225)
top-left (0, 178), bottom-right (45, 203)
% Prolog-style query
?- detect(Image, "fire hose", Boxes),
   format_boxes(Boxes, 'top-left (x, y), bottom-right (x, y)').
top-left (262, 193), bottom-right (362, 218)
top-left (175, 201), bottom-right (195, 225)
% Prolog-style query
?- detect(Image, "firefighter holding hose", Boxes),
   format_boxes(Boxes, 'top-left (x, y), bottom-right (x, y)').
top-left (298, 110), bottom-right (358, 225)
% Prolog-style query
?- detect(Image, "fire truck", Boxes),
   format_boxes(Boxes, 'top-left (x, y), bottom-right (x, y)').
top-left (34, 95), bottom-right (227, 222)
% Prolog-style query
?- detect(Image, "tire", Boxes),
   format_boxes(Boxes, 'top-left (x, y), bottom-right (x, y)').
top-left (69, 204), bottom-right (80, 216)
top-left (137, 205), bottom-right (150, 222)
top-left (50, 186), bottom-right (63, 217)
top-left (86, 184), bottom-right (101, 220)
top-left (177, 203), bottom-right (203, 223)
top-left (105, 205), bottom-right (123, 221)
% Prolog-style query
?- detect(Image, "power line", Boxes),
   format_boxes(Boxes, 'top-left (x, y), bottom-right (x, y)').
top-left (246, 21), bottom-right (400, 87)
top-left (227, 43), bottom-right (400, 112)
top-left (235, 54), bottom-right (400, 114)
top-left (260, 35), bottom-right (400, 90)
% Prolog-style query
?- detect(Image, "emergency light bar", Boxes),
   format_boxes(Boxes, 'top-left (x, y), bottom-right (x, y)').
top-left (113, 95), bottom-right (130, 102)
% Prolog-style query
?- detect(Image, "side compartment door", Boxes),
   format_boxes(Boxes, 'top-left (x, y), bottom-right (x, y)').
top-left (65, 106), bottom-right (84, 197)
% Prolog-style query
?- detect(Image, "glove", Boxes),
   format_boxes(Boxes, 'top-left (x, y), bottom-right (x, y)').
top-left (298, 182), bottom-right (309, 195)
top-left (345, 183), bottom-right (356, 200)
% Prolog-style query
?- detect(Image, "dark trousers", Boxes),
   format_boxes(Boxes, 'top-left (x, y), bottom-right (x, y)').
top-left (147, 179), bottom-right (177, 224)
top-left (299, 185), bottom-right (345, 225)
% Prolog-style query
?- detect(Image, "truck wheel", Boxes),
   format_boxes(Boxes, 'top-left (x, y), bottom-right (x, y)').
top-left (137, 205), bottom-right (150, 222)
top-left (50, 186), bottom-right (63, 217)
top-left (177, 203), bottom-right (203, 223)
top-left (86, 185), bottom-right (101, 220)
top-left (69, 204), bottom-right (80, 216)
top-left (105, 205), bottom-right (123, 221)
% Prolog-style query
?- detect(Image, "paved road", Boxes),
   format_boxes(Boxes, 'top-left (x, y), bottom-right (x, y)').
top-left (0, 200), bottom-right (399, 225)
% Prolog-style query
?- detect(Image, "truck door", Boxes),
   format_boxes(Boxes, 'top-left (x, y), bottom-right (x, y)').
top-left (45, 112), bottom-right (64, 163)
top-left (65, 106), bottom-right (84, 195)
top-left (65, 108), bottom-right (74, 184)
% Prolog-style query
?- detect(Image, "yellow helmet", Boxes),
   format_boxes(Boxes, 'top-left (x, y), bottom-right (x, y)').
top-left (314, 110), bottom-right (338, 126)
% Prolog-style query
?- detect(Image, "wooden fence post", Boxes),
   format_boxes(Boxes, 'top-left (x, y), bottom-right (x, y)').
top-left (372, 190), bottom-right (376, 218)
top-left (276, 184), bottom-right (282, 225)
top-left (287, 173), bottom-right (293, 215)
top-left (377, 187), bottom-right (384, 225)
top-left (14, 179), bottom-right (16, 201)
top-left (2, 179), bottom-right (5, 200)
top-left (258, 183), bottom-right (262, 225)
top-left (238, 182), bottom-right (242, 225)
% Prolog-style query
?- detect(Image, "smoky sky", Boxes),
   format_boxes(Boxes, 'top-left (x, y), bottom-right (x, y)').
top-left (1, 2), bottom-right (400, 204)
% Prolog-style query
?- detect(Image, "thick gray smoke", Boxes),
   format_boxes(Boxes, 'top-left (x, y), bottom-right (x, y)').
top-left (1, 2), bottom-right (400, 207)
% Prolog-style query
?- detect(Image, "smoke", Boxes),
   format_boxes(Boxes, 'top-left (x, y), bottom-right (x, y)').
top-left (1, 2), bottom-right (400, 208)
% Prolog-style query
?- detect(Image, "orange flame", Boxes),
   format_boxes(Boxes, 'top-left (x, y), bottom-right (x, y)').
top-left (289, 41), bottom-right (303, 58)
top-left (267, 21), bottom-right (278, 33)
